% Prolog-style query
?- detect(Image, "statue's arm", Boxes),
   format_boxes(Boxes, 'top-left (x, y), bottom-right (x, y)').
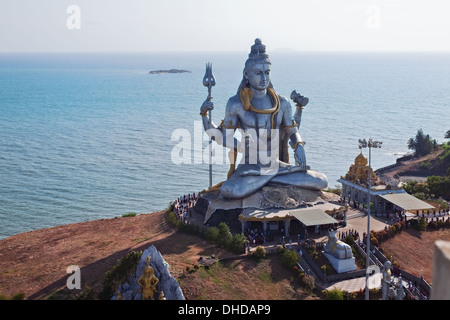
top-left (280, 97), bottom-right (307, 169)
top-left (290, 90), bottom-right (308, 130)
top-left (220, 98), bottom-right (240, 150)
top-left (280, 97), bottom-right (304, 149)
top-left (293, 104), bottom-right (303, 131)
top-left (200, 97), bottom-right (239, 150)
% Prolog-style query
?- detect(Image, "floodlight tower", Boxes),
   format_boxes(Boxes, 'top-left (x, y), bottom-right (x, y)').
top-left (358, 138), bottom-right (383, 300)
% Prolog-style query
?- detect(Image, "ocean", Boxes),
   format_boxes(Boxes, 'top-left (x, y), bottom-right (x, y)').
top-left (1, 51), bottom-right (449, 239)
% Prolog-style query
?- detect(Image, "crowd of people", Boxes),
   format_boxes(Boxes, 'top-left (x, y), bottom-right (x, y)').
top-left (337, 228), bottom-right (360, 242)
top-left (417, 208), bottom-right (450, 220)
top-left (243, 227), bottom-right (275, 246)
top-left (173, 193), bottom-right (197, 222)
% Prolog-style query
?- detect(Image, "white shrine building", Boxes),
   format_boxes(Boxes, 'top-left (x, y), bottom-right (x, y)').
top-left (338, 152), bottom-right (435, 219)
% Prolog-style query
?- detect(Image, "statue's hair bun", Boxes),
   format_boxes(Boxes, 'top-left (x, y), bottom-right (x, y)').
top-left (248, 38), bottom-right (270, 61)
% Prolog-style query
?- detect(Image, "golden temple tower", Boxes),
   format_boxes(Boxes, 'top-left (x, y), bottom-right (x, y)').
top-left (344, 152), bottom-right (378, 185)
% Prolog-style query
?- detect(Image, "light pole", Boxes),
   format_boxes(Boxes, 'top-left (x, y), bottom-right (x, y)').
top-left (359, 138), bottom-right (382, 300)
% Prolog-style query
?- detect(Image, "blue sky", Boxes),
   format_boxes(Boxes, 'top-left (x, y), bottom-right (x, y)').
top-left (1, 0), bottom-right (449, 52)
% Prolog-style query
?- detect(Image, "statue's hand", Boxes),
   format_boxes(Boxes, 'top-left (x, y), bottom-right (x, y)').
top-left (200, 100), bottom-right (214, 115)
top-left (294, 144), bottom-right (308, 171)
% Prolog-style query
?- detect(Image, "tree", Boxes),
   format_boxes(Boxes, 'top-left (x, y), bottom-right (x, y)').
top-left (445, 130), bottom-right (450, 139)
top-left (427, 175), bottom-right (450, 199)
top-left (217, 222), bottom-right (232, 248)
top-left (408, 129), bottom-right (437, 157)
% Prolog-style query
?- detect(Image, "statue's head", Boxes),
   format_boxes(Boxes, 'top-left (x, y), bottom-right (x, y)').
top-left (238, 38), bottom-right (273, 93)
top-left (384, 261), bottom-right (392, 269)
top-left (328, 229), bottom-right (337, 239)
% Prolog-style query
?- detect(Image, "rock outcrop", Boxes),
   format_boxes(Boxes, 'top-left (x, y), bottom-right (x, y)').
top-left (112, 245), bottom-right (185, 300)
top-left (149, 69), bottom-right (191, 74)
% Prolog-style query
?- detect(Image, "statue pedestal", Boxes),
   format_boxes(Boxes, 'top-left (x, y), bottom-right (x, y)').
top-left (324, 252), bottom-right (357, 274)
top-left (195, 185), bottom-right (339, 228)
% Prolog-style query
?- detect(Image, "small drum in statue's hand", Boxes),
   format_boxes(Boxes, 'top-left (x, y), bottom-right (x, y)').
top-left (291, 90), bottom-right (309, 107)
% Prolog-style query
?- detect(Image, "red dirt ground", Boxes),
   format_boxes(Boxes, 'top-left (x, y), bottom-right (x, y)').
top-left (1, 210), bottom-right (448, 299)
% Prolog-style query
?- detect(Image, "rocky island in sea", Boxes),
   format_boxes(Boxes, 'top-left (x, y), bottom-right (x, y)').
top-left (149, 69), bottom-right (191, 74)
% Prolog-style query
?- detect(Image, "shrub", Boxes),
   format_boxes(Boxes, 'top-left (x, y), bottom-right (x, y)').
top-left (100, 250), bottom-right (143, 300)
top-left (122, 212), bottom-right (137, 218)
top-left (348, 291), bottom-right (358, 300)
top-left (446, 219), bottom-right (450, 228)
top-left (427, 176), bottom-right (450, 199)
top-left (428, 220), bottom-right (439, 230)
top-left (0, 292), bottom-right (25, 300)
top-left (308, 246), bottom-right (320, 261)
top-left (302, 275), bottom-right (316, 293)
top-left (76, 285), bottom-right (95, 300)
top-left (413, 192), bottom-right (428, 200)
top-left (321, 264), bottom-right (332, 276)
top-left (228, 233), bottom-right (247, 254)
top-left (419, 161), bottom-right (431, 170)
top-left (392, 260), bottom-right (401, 269)
top-left (374, 229), bottom-right (388, 242)
top-left (344, 235), bottom-right (355, 246)
top-left (177, 221), bottom-right (201, 235)
top-left (404, 181), bottom-right (430, 197)
top-left (166, 210), bottom-right (179, 226)
top-left (370, 236), bottom-right (378, 246)
top-left (434, 198), bottom-right (449, 210)
top-left (205, 226), bottom-right (219, 242)
top-left (325, 287), bottom-right (345, 300)
top-left (252, 246), bottom-right (267, 260)
top-left (281, 249), bottom-right (299, 270)
top-left (324, 184), bottom-right (342, 196)
top-left (416, 218), bottom-right (427, 231)
top-left (370, 288), bottom-right (379, 295)
top-left (297, 270), bottom-right (305, 280)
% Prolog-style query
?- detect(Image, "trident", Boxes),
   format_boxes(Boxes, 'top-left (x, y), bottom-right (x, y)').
top-left (203, 62), bottom-right (216, 188)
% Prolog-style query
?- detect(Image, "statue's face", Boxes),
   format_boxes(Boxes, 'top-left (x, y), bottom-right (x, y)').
top-left (245, 63), bottom-right (271, 91)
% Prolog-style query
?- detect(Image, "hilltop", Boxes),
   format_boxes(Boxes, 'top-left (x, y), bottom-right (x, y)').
top-left (376, 145), bottom-right (449, 184)
top-left (0, 210), bottom-right (314, 300)
top-left (1, 207), bottom-right (449, 300)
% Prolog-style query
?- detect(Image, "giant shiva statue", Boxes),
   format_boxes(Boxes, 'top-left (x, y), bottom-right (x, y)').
top-left (200, 38), bottom-right (328, 199)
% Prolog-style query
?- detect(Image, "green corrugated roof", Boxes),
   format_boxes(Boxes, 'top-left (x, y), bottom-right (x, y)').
top-left (289, 208), bottom-right (338, 227)
top-left (379, 193), bottom-right (435, 211)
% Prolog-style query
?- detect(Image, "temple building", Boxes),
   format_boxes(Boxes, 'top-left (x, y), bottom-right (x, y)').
top-left (344, 152), bottom-right (378, 186)
top-left (338, 152), bottom-right (435, 218)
